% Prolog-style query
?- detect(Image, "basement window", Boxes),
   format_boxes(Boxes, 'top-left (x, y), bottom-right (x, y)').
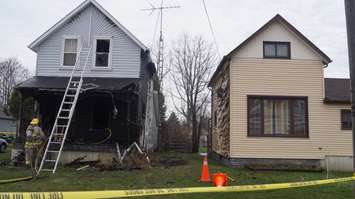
top-left (94, 39), bottom-right (111, 67)
top-left (63, 38), bottom-right (78, 66)
top-left (341, 109), bottom-right (352, 130)
top-left (263, 41), bottom-right (290, 59)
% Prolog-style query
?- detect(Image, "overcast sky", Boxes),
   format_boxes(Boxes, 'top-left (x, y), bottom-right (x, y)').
top-left (0, 0), bottom-right (349, 78)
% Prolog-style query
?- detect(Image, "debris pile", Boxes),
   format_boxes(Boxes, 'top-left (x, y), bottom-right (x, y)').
top-left (117, 142), bottom-right (150, 170)
top-left (65, 142), bottom-right (151, 171)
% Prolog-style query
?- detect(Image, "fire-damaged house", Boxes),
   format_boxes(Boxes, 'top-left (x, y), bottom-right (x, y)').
top-left (12, 0), bottom-right (158, 170)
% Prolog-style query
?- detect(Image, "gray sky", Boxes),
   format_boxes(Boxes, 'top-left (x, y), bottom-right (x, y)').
top-left (0, 0), bottom-right (349, 78)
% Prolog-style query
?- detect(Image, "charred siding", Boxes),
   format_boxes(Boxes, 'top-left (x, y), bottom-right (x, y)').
top-left (211, 65), bottom-right (230, 157)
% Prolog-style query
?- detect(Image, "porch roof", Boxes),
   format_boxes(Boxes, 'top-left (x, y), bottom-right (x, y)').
top-left (16, 76), bottom-right (140, 92)
top-left (324, 78), bottom-right (350, 104)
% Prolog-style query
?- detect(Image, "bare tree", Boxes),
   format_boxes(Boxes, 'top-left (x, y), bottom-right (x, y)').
top-left (0, 57), bottom-right (29, 113)
top-left (169, 33), bottom-right (216, 152)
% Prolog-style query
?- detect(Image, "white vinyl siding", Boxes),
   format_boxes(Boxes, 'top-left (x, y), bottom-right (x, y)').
top-left (35, 5), bottom-right (141, 78)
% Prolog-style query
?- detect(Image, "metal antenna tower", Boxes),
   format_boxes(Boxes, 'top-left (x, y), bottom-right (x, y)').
top-left (142, 0), bottom-right (180, 88)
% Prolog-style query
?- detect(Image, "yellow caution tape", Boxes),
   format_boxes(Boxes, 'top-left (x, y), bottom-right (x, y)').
top-left (0, 176), bottom-right (354, 199)
top-left (0, 132), bottom-right (16, 136)
top-left (0, 176), bottom-right (32, 184)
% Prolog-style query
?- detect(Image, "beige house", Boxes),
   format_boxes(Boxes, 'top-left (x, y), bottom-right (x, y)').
top-left (209, 14), bottom-right (352, 171)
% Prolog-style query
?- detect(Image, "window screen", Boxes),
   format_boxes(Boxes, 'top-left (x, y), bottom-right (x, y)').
top-left (95, 39), bottom-right (110, 67)
top-left (63, 39), bottom-right (78, 66)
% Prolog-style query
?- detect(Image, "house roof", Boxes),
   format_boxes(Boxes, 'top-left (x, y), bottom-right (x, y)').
top-left (16, 76), bottom-right (140, 92)
top-left (28, 0), bottom-right (148, 52)
top-left (324, 78), bottom-right (351, 104)
top-left (209, 14), bottom-right (332, 87)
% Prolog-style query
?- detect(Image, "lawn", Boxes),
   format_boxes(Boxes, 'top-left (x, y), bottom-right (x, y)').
top-left (0, 147), bottom-right (353, 199)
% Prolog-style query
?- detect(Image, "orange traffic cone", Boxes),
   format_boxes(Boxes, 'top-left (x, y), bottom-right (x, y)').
top-left (212, 173), bottom-right (228, 187)
top-left (200, 156), bottom-right (211, 182)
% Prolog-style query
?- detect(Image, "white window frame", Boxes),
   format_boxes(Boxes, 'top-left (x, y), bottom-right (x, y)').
top-left (60, 36), bottom-right (81, 68)
top-left (92, 36), bottom-right (112, 70)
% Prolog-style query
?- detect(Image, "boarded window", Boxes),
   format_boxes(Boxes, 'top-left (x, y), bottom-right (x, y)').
top-left (341, 109), bottom-right (352, 130)
top-left (263, 41), bottom-right (290, 59)
top-left (248, 96), bottom-right (308, 137)
top-left (63, 39), bottom-right (78, 66)
top-left (95, 39), bottom-right (110, 67)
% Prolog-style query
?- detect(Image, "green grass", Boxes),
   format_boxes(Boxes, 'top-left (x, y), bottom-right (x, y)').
top-left (0, 148), bottom-right (353, 199)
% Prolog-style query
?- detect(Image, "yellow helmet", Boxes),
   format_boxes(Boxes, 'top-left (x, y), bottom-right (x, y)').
top-left (30, 118), bottom-right (39, 125)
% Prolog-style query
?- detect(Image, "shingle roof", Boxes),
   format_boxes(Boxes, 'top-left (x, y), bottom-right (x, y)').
top-left (324, 78), bottom-right (350, 103)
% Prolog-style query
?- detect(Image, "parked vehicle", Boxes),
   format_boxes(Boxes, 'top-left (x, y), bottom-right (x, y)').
top-left (0, 138), bottom-right (7, 153)
top-left (0, 134), bottom-right (14, 143)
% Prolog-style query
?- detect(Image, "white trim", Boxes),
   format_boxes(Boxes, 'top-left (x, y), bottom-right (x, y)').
top-left (60, 35), bottom-right (81, 68)
top-left (28, 0), bottom-right (147, 52)
top-left (92, 36), bottom-right (112, 69)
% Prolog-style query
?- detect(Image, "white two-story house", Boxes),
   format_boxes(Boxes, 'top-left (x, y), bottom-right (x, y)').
top-left (209, 14), bottom-right (352, 171)
top-left (14, 0), bottom-right (158, 163)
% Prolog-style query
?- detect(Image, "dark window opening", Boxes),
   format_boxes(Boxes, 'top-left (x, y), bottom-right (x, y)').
top-left (263, 41), bottom-right (290, 59)
top-left (341, 109), bottom-right (352, 130)
top-left (91, 100), bottom-right (110, 129)
top-left (248, 96), bottom-right (308, 137)
top-left (95, 39), bottom-right (110, 67)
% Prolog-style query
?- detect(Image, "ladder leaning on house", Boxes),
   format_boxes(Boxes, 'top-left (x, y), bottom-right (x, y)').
top-left (38, 45), bottom-right (93, 175)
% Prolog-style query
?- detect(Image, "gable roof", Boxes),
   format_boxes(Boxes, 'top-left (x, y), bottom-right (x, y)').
top-left (324, 78), bottom-right (350, 104)
top-left (209, 14), bottom-right (332, 86)
top-left (28, 0), bottom-right (147, 52)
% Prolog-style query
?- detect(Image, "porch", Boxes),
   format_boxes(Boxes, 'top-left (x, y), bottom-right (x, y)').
top-left (13, 76), bottom-right (148, 157)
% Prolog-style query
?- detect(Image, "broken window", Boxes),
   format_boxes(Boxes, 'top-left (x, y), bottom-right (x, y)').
top-left (63, 39), bottom-right (78, 66)
top-left (95, 39), bottom-right (110, 67)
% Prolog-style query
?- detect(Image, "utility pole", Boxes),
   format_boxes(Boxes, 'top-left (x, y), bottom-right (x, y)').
top-left (142, 0), bottom-right (180, 88)
top-left (344, 0), bottom-right (355, 196)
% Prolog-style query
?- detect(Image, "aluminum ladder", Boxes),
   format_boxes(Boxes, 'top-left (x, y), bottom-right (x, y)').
top-left (38, 46), bottom-right (92, 174)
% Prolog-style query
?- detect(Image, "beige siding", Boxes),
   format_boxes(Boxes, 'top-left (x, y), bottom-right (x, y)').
top-left (230, 57), bottom-right (352, 159)
top-left (236, 21), bottom-right (321, 60)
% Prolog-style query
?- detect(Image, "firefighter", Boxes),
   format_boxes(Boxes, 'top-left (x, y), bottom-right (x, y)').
top-left (25, 118), bottom-right (46, 175)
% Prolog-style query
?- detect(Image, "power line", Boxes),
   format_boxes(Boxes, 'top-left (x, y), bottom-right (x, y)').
top-left (202, 0), bottom-right (221, 59)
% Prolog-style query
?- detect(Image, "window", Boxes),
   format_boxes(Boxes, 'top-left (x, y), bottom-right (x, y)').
top-left (94, 39), bottom-right (111, 67)
top-left (63, 38), bottom-right (78, 66)
top-left (341, 109), bottom-right (352, 130)
top-left (263, 41), bottom-right (290, 59)
top-left (248, 96), bottom-right (308, 137)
